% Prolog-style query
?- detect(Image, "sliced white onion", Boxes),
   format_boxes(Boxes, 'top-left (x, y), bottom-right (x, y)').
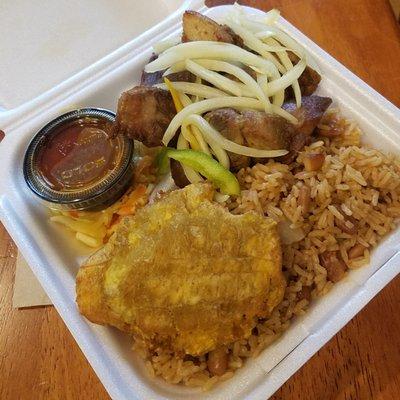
top-left (178, 93), bottom-right (229, 168)
top-left (176, 133), bottom-right (203, 183)
top-left (250, 29), bottom-right (275, 40)
top-left (178, 92), bottom-right (229, 168)
top-left (178, 92), bottom-right (193, 107)
top-left (144, 41), bottom-right (277, 76)
top-left (226, 20), bottom-right (289, 53)
top-left (184, 114), bottom-right (288, 158)
top-left (257, 74), bottom-right (270, 104)
top-left (265, 37), bottom-right (302, 108)
top-left (162, 96), bottom-right (297, 145)
top-left (164, 60), bottom-right (246, 77)
top-left (273, 87), bottom-right (285, 108)
top-left (208, 138), bottom-right (230, 169)
top-left (163, 61), bottom-right (186, 76)
top-left (257, 68), bottom-right (284, 108)
top-left (231, 3), bottom-right (281, 26)
top-left (235, 16), bottom-right (306, 61)
top-left (155, 82), bottom-right (228, 99)
top-left (178, 93), bottom-right (201, 148)
top-left (185, 59), bottom-right (246, 97)
top-left (194, 75), bottom-right (202, 103)
top-left (182, 117), bottom-right (230, 169)
top-left (180, 121), bottom-right (200, 150)
top-left (271, 69), bottom-right (285, 107)
top-left (254, 28), bottom-right (305, 58)
top-left (265, 58), bottom-right (306, 96)
top-left (262, 8), bottom-right (281, 25)
top-left (190, 124), bottom-right (211, 155)
top-left (195, 59), bottom-right (271, 111)
top-left (224, 20), bottom-right (286, 73)
top-left (177, 93), bottom-right (205, 153)
top-left (153, 36), bottom-right (181, 54)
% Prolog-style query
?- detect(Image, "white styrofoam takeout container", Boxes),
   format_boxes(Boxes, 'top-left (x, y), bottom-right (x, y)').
top-left (1, 2), bottom-right (400, 399)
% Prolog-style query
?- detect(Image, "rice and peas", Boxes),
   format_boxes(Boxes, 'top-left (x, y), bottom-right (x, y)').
top-left (51, 6), bottom-right (400, 390)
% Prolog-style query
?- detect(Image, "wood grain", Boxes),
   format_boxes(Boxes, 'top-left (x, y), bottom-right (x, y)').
top-left (1, 1), bottom-right (400, 399)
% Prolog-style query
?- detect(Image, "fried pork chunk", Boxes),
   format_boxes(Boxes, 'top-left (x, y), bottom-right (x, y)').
top-left (282, 95), bottom-right (332, 136)
top-left (206, 108), bottom-right (295, 170)
top-left (141, 53), bottom-right (196, 87)
top-left (112, 86), bottom-right (176, 147)
top-left (182, 10), bottom-right (243, 46)
top-left (205, 95), bottom-right (332, 169)
top-left (76, 184), bottom-right (285, 356)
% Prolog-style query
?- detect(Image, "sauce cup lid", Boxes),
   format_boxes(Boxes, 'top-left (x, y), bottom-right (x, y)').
top-left (23, 108), bottom-right (134, 210)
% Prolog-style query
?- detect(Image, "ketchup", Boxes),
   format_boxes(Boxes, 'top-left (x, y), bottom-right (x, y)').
top-left (38, 117), bottom-right (116, 191)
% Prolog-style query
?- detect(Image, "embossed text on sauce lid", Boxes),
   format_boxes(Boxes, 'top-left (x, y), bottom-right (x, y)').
top-left (23, 108), bottom-right (134, 210)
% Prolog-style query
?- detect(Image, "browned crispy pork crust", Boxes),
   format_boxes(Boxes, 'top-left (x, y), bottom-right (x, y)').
top-left (112, 86), bottom-right (176, 147)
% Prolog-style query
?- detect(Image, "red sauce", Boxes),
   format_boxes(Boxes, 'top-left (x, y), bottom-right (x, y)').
top-left (38, 117), bottom-right (117, 191)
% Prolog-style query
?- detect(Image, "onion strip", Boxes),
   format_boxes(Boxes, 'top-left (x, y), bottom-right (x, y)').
top-left (153, 36), bottom-right (181, 54)
top-left (194, 75), bottom-right (202, 102)
top-left (178, 92), bottom-right (193, 107)
top-left (176, 133), bottom-right (203, 183)
top-left (162, 61), bottom-right (186, 76)
top-left (182, 118), bottom-right (230, 169)
top-left (164, 81), bottom-right (200, 151)
top-left (178, 92), bottom-right (230, 168)
top-left (226, 21), bottom-right (286, 74)
top-left (208, 139), bottom-right (230, 169)
top-left (265, 37), bottom-right (302, 107)
top-left (262, 8), bottom-right (281, 25)
top-left (224, 20), bottom-right (286, 73)
top-left (231, 3), bottom-right (280, 26)
top-left (185, 59), bottom-right (249, 97)
top-left (145, 41), bottom-right (277, 76)
top-left (265, 58), bottom-right (306, 96)
top-left (195, 59), bottom-right (271, 111)
top-left (155, 82), bottom-right (228, 99)
top-left (254, 28), bottom-right (305, 58)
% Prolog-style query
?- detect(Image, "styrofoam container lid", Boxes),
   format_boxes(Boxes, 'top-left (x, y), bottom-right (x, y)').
top-left (0, 0), bottom-right (203, 130)
top-left (0, 0), bottom-right (191, 111)
top-left (1, 2), bottom-right (400, 400)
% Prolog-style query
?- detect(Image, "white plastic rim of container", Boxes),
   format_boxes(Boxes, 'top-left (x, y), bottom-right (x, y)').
top-left (1, 3), bottom-right (400, 400)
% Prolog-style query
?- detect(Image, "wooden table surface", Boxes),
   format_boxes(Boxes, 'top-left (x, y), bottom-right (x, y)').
top-left (1, 0), bottom-right (400, 399)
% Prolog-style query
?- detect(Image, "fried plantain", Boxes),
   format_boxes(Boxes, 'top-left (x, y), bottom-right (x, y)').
top-left (77, 184), bottom-right (285, 356)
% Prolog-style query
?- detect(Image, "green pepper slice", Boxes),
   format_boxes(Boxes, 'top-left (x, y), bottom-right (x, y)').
top-left (158, 148), bottom-right (240, 196)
